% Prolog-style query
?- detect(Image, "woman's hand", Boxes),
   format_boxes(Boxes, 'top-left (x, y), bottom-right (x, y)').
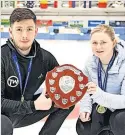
top-left (86, 82), bottom-right (98, 95)
top-left (79, 112), bottom-right (91, 122)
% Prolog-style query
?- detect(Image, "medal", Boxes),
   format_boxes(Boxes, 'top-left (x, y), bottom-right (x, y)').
top-left (21, 95), bottom-right (24, 102)
top-left (96, 105), bottom-right (107, 114)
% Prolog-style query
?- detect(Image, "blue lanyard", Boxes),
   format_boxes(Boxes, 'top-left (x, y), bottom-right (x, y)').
top-left (12, 52), bottom-right (32, 101)
top-left (98, 51), bottom-right (116, 91)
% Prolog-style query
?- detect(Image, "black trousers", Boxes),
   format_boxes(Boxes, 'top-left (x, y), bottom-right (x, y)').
top-left (76, 104), bottom-right (125, 135)
top-left (1, 115), bottom-right (13, 135)
top-left (1, 104), bottom-right (74, 135)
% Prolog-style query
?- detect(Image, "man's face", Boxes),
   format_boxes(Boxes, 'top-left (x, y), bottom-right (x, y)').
top-left (9, 19), bottom-right (38, 51)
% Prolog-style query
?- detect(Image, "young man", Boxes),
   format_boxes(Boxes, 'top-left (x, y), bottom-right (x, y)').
top-left (1, 8), bottom-right (74, 135)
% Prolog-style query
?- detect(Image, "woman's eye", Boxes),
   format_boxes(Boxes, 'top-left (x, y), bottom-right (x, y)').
top-left (101, 41), bottom-right (106, 44)
top-left (93, 42), bottom-right (97, 45)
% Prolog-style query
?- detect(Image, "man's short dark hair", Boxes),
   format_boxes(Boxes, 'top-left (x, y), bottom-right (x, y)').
top-left (10, 8), bottom-right (36, 26)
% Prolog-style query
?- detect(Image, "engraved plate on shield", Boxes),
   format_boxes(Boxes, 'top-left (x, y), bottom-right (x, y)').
top-left (59, 76), bottom-right (75, 94)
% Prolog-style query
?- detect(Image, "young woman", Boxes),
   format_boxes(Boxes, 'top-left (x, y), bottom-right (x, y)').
top-left (76, 24), bottom-right (125, 135)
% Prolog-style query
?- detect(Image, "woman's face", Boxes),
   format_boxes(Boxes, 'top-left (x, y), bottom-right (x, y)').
top-left (90, 32), bottom-right (115, 63)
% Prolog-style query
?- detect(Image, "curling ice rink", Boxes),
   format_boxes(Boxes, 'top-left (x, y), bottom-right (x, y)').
top-left (1, 39), bottom-right (92, 135)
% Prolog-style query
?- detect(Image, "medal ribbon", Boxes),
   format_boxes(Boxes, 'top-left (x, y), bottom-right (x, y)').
top-left (12, 51), bottom-right (32, 102)
top-left (98, 51), bottom-right (116, 91)
top-left (97, 50), bottom-right (116, 113)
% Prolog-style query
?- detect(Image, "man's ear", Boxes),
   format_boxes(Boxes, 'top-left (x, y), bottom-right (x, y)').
top-left (35, 27), bottom-right (38, 37)
top-left (9, 27), bottom-right (13, 39)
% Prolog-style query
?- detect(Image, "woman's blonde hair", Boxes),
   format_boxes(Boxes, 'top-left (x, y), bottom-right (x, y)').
top-left (90, 24), bottom-right (118, 42)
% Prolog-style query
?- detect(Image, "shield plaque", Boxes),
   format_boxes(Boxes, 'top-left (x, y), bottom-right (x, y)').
top-left (45, 64), bottom-right (88, 109)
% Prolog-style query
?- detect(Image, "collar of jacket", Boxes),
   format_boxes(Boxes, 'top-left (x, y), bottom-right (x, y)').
top-left (6, 38), bottom-right (40, 59)
top-left (115, 40), bottom-right (125, 64)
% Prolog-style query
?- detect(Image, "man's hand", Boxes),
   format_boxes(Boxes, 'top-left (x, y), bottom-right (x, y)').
top-left (79, 112), bottom-right (91, 122)
top-left (34, 87), bottom-right (52, 110)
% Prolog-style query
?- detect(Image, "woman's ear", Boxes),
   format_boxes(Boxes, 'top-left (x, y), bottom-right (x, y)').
top-left (113, 38), bottom-right (118, 47)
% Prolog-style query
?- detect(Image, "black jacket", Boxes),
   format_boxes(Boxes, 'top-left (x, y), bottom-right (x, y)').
top-left (1, 39), bottom-right (59, 116)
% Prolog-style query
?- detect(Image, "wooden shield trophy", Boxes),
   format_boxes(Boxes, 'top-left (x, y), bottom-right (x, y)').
top-left (45, 64), bottom-right (88, 109)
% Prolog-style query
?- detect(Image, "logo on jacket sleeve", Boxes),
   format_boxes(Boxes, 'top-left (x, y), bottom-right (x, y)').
top-left (7, 76), bottom-right (19, 87)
